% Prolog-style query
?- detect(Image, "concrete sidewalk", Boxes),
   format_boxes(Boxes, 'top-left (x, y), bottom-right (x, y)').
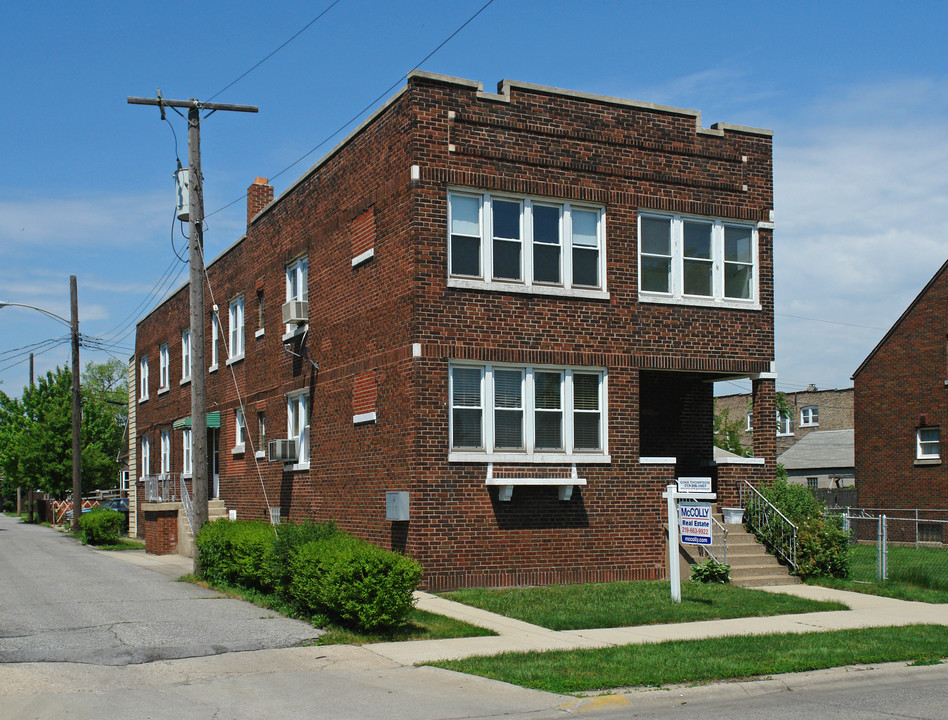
top-left (108, 549), bottom-right (948, 667)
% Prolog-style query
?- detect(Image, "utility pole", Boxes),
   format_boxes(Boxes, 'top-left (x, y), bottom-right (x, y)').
top-left (18, 355), bottom-right (33, 517)
top-left (128, 93), bottom-right (257, 573)
top-left (70, 275), bottom-right (82, 534)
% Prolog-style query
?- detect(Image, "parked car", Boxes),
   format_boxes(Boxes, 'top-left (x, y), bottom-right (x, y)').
top-left (65, 498), bottom-right (129, 531)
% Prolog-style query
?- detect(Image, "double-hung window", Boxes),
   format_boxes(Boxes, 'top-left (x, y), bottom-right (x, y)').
top-left (285, 256), bottom-right (308, 336)
top-left (181, 329), bottom-right (191, 382)
top-left (638, 212), bottom-right (758, 308)
top-left (160, 430), bottom-right (170, 475)
top-left (228, 296), bottom-right (244, 362)
top-left (182, 428), bottom-right (192, 476)
top-left (776, 409), bottom-right (794, 436)
top-left (449, 363), bottom-right (608, 462)
top-left (917, 427), bottom-right (940, 461)
top-left (139, 356), bottom-right (149, 401)
top-left (448, 191), bottom-right (607, 298)
top-left (141, 435), bottom-right (150, 477)
top-left (287, 390), bottom-right (310, 469)
top-left (800, 405), bottom-right (819, 427)
top-left (158, 343), bottom-right (169, 391)
top-left (210, 310), bottom-right (219, 371)
top-left (233, 409), bottom-right (246, 452)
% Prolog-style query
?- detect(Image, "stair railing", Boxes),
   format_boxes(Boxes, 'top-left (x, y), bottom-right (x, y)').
top-left (706, 514), bottom-right (728, 565)
top-left (740, 479), bottom-right (797, 570)
top-left (179, 475), bottom-right (196, 539)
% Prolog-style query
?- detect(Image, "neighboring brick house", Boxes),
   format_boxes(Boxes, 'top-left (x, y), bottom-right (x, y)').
top-left (716, 386), bottom-right (854, 455)
top-left (854, 260), bottom-right (948, 514)
top-left (132, 71), bottom-right (776, 590)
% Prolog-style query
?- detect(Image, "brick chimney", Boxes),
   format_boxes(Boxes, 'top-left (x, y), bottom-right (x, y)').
top-left (247, 177), bottom-right (274, 227)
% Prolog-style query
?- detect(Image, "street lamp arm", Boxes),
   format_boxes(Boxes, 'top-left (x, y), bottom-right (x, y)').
top-left (0, 301), bottom-right (72, 328)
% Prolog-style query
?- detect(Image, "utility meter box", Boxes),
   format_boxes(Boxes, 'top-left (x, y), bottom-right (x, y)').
top-left (386, 491), bottom-right (410, 522)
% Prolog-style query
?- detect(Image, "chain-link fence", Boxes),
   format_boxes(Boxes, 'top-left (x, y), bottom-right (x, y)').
top-left (833, 508), bottom-right (948, 589)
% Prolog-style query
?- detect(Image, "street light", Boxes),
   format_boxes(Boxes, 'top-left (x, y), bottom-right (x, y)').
top-left (0, 276), bottom-right (83, 532)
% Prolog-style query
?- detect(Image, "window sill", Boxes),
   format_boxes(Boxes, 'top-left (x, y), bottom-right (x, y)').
top-left (182, 473), bottom-right (192, 479)
top-left (716, 456), bottom-right (765, 465)
top-left (255, 328), bottom-right (265, 339)
top-left (639, 456), bottom-right (676, 464)
top-left (352, 248), bottom-right (375, 267)
top-left (353, 412), bottom-right (377, 425)
top-left (255, 450), bottom-right (266, 459)
top-left (449, 452), bottom-right (610, 464)
top-left (158, 387), bottom-right (170, 396)
top-left (638, 292), bottom-right (761, 311)
top-left (800, 423), bottom-right (819, 428)
top-left (282, 325), bottom-right (308, 343)
top-left (232, 445), bottom-right (245, 456)
top-left (209, 364), bottom-right (219, 374)
top-left (139, 397), bottom-right (148, 404)
top-left (448, 277), bottom-right (609, 301)
top-left (226, 353), bottom-right (245, 367)
top-left (285, 461), bottom-right (310, 472)
top-left (180, 377), bottom-right (191, 386)
top-left (915, 458), bottom-right (941, 466)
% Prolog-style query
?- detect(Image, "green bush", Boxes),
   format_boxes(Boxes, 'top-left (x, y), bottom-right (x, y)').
top-left (760, 476), bottom-right (823, 524)
top-left (195, 519), bottom-right (276, 591)
top-left (79, 507), bottom-right (124, 546)
top-left (269, 519), bottom-right (338, 592)
top-left (794, 516), bottom-right (852, 579)
top-left (690, 558), bottom-right (730, 583)
top-left (289, 533), bottom-right (422, 631)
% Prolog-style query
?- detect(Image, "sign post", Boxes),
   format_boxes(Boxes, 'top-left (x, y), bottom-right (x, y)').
top-left (662, 478), bottom-right (716, 603)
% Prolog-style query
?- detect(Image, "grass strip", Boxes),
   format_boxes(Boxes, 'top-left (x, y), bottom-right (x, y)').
top-left (92, 538), bottom-right (146, 551)
top-left (178, 574), bottom-right (495, 644)
top-left (430, 625), bottom-right (948, 693)
top-left (443, 580), bottom-right (847, 630)
top-left (807, 577), bottom-right (948, 604)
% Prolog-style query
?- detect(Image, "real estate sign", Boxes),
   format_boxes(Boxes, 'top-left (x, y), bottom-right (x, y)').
top-left (679, 501), bottom-right (712, 545)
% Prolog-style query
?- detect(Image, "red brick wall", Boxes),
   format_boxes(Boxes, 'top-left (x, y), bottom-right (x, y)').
top-left (142, 507), bottom-right (178, 555)
top-left (855, 263), bottom-right (948, 510)
top-left (135, 73), bottom-right (775, 588)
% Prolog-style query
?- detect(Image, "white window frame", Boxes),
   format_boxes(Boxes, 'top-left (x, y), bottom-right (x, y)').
top-left (140, 435), bottom-right (150, 477)
top-left (287, 389), bottom-right (310, 470)
top-left (285, 256), bottom-right (309, 337)
top-left (158, 343), bottom-right (169, 392)
top-left (256, 411), bottom-right (266, 459)
top-left (800, 405), bottom-right (819, 427)
top-left (776, 409), bottom-right (794, 437)
top-left (233, 409), bottom-right (246, 453)
top-left (745, 412), bottom-right (753, 431)
top-left (181, 328), bottom-right (191, 383)
top-left (638, 211), bottom-right (760, 309)
top-left (139, 356), bottom-right (149, 402)
top-left (448, 362), bottom-right (609, 463)
top-left (227, 296), bottom-right (245, 364)
top-left (917, 427), bottom-right (940, 460)
top-left (160, 429), bottom-right (171, 475)
top-left (447, 190), bottom-right (609, 300)
top-left (209, 310), bottom-right (219, 372)
top-left (182, 428), bottom-right (192, 477)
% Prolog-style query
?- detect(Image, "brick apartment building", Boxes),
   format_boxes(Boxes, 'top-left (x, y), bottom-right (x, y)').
top-left (854, 260), bottom-right (948, 518)
top-left (131, 71), bottom-right (776, 590)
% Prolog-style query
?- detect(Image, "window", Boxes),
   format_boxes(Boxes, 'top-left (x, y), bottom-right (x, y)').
top-left (181, 329), bottom-right (191, 382)
top-left (807, 477), bottom-right (818, 490)
top-left (234, 409), bottom-right (246, 452)
top-left (917, 427), bottom-right (940, 460)
top-left (159, 343), bottom-right (169, 391)
top-left (160, 430), bottom-right (171, 475)
top-left (638, 212), bottom-right (758, 307)
top-left (210, 310), bottom-right (219, 371)
top-left (449, 363), bottom-right (607, 461)
top-left (287, 390), bottom-right (310, 468)
top-left (228, 296), bottom-right (244, 361)
top-left (257, 411), bottom-right (266, 457)
top-left (139, 356), bottom-right (149, 401)
top-left (777, 410), bottom-right (794, 436)
top-left (746, 412), bottom-right (753, 431)
top-left (182, 428), bottom-right (192, 476)
top-left (800, 405), bottom-right (819, 427)
top-left (141, 435), bottom-right (150, 477)
top-left (448, 191), bottom-right (606, 297)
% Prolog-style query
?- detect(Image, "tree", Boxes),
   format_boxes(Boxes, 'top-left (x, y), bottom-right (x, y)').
top-left (0, 362), bottom-right (126, 500)
top-left (713, 404), bottom-right (750, 457)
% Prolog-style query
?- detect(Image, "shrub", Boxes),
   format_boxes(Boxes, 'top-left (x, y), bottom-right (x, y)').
top-left (79, 507), bottom-right (124, 546)
top-left (690, 558), bottom-right (730, 583)
top-left (289, 533), bottom-right (422, 631)
top-left (269, 519), bottom-right (338, 592)
top-left (195, 519), bottom-right (276, 591)
top-left (794, 516), bottom-right (852, 579)
top-left (760, 476), bottom-right (823, 525)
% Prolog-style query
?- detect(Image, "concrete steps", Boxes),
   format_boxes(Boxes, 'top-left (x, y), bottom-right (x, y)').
top-left (714, 509), bottom-right (800, 587)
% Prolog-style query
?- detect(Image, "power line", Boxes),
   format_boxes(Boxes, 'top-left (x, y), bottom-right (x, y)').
top-left (206, 0), bottom-right (496, 220)
top-left (206, 1), bottom-right (343, 102)
top-left (775, 312), bottom-right (886, 331)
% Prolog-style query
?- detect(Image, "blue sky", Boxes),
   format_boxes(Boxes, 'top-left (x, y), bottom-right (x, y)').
top-left (2, 0), bottom-right (946, 397)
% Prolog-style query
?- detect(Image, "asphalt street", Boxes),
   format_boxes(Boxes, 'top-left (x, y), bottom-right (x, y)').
top-left (0, 513), bottom-right (319, 665)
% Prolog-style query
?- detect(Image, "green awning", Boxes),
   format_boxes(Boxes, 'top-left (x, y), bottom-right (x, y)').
top-left (173, 411), bottom-right (221, 430)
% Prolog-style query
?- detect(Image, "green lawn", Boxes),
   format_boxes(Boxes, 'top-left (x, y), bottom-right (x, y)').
top-left (430, 625), bottom-right (948, 693)
top-left (443, 580), bottom-right (847, 630)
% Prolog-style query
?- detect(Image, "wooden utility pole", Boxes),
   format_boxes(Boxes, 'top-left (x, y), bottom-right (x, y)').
top-left (128, 94), bottom-right (257, 573)
top-left (70, 275), bottom-right (82, 534)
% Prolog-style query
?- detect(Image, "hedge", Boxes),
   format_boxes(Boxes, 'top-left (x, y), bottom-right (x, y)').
top-left (195, 519), bottom-right (277, 592)
top-left (79, 507), bottom-right (124, 546)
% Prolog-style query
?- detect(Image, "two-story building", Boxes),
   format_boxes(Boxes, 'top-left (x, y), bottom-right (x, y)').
top-left (132, 71), bottom-right (776, 590)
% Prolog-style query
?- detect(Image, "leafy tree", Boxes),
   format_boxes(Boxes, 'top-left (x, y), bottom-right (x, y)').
top-left (713, 405), bottom-right (749, 457)
top-left (0, 363), bottom-right (126, 500)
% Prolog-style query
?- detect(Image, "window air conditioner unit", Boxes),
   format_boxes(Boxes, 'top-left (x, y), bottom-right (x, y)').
top-left (282, 300), bottom-right (308, 325)
top-left (268, 438), bottom-right (299, 463)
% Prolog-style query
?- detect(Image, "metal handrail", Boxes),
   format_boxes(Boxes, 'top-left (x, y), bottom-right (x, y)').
top-left (179, 475), bottom-right (196, 538)
top-left (707, 514), bottom-right (728, 565)
top-left (740, 479), bottom-right (798, 569)
top-left (143, 473), bottom-right (178, 502)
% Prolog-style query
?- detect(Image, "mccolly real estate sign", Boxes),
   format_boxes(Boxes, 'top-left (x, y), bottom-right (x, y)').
top-left (679, 502), bottom-right (712, 546)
